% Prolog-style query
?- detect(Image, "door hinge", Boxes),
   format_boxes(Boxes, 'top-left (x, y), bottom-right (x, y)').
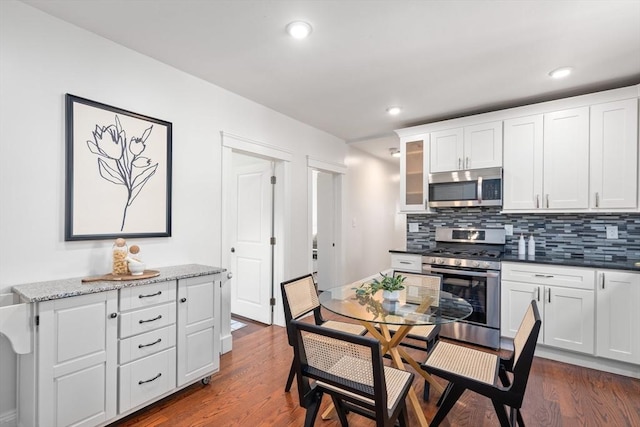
top-left (270, 297), bottom-right (276, 306)
top-left (271, 175), bottom-right (276, 184)
top-left (270, 237), bottom-right (276, 245)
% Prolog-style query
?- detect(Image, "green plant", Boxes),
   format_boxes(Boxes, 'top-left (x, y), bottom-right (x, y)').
top-left (354, 272), bottom-right (405, 296)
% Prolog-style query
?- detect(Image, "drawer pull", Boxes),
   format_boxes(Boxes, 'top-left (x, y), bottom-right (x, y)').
top-left (139, 291), bottom-right (162, 299)
top-left (138, 373), bottom-right (162, 385)
top-left (180, 297), bottom-right (187, 303)
top-left (399, 261), bottom-right (411, 265)
top-left (109, 312), bottom-right (118, 319)
top-left (138, 338), bottom-right (162, 349)
top-left (139, 314), bottom-right (162, 324)
top-left (534, 274), bottom-right (554, 278)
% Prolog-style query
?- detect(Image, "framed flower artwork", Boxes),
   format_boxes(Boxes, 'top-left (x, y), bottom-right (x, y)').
top-left (65, 94), bottom-right (172, 240)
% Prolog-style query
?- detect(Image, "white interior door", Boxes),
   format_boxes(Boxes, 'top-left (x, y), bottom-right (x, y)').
top-left (316, 171), bottom-right (336, 291)
top-left (230, 154), bottom-right (273, 324)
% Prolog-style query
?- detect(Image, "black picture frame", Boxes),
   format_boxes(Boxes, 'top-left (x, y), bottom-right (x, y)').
top-left (65, 94), bottom-right (172, 241)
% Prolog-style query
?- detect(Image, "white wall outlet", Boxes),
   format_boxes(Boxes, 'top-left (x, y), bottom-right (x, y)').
top-left (408, 223), bottom-right (419, 233)
top-left (504, 224), bottom-right (513, 236)
top-left (606, 225), bottom-right (618, 239)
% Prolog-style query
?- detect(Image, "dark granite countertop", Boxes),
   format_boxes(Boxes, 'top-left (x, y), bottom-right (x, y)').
top-left (391, 249), bottom-right (640, 272)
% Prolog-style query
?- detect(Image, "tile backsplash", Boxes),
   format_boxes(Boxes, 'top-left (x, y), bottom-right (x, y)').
top-left (406, 207), bottom-right (640, 260)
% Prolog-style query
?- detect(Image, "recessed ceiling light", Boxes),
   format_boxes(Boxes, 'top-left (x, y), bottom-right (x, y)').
top-left (549, 67), bottom-right (573, 79)
top-left (286, 21), bottom-right (312, 39)
top-left (389, 148), bottom-right (401, 158)
top-left (386, 106), bottom-right (402, 116)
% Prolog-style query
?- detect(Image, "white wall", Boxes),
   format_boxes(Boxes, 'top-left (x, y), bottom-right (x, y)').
top-left (0, 1), bottom-right (348, 420)
top-left (344, 146), bottom-right (406, 283)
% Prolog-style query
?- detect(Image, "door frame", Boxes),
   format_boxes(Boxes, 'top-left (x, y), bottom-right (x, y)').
top-left (221, 132), bottom-right (291, 349)
top-left (307, 156), bottom-right (347, 291)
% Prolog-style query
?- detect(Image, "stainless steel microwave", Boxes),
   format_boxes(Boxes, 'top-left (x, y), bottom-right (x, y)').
top-left (428, 167), bottom-right (502, 208)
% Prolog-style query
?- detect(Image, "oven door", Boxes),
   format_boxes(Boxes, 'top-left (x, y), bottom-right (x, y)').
top-left (422, 265), bottom-right (500, 329)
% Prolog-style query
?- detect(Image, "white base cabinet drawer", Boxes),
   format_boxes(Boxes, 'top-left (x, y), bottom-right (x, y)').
top-left (502, 262), bottom-right (595, 290)
top-left (119, 280), bottom-right (176, 311)
top-left (119, 302), bottom-right (176, 338)
top-left (391, 253), bottom-right (422, 273)
top-left (119, 325), bottom-right (177, 365)
top-left (119, 347), bottom-right (176, 413)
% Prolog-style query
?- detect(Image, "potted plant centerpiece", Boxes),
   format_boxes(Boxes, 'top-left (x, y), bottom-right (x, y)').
top-left (354, 272), bottom-right (406, 302)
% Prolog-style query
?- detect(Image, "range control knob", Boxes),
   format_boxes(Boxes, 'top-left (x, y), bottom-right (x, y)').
top-left (454, 259), bottom-right (462, 266)
top-left (472, 261), bottom-right (480, 267)
top-left (437, 258), bottom-right (445, 265)
top-left (482, 262), bottom-right (491, 269)
top-left (429, 257), bottom-right (437, 264)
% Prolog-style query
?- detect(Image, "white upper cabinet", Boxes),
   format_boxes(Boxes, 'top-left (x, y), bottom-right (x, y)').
top-left (543, 107), bottom-right (590, 209)
top-left (590, 99), bottom-right (638, 209)
top-left (430, 121), bottom-right (502, 172)
top-left (503, 115), bottom-right (544, 210)
top-left (399, 135), bottom-right (429, 212)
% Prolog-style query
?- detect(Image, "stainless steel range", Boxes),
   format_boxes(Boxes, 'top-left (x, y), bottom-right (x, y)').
top-left (422, 227), bottom-right (505, 349)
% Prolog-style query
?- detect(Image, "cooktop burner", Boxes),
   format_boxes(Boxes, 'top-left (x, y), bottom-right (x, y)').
top-left (422, 227), bottom-right (506, 270)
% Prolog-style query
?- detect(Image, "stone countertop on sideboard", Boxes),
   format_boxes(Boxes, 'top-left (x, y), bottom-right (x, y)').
top-left (12, 264), bottom-right (227, 303)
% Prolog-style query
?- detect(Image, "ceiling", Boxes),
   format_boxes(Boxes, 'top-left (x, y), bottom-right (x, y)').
top-left (21, 0), bottom-right (640, 162)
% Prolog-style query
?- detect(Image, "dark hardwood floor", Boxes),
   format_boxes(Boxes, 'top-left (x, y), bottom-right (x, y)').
top-left (113, 317), bottom-right (640, 426)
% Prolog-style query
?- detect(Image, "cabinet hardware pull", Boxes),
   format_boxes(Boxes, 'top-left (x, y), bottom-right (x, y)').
top-left (465, 157), bottom-right (469, 169)
top-left (138, 291), bottom-right (162, 299)
top-left (138, 373), bottom-right (162, 385)
top-left (109, 312), bottom-right (118, 319)
top-left (547, 288), bottom-right (551, 303)
top-left (546, 194), bottom-right (550, 208)
top-left (399, 261), bottom-right (411, 264)
top-left (534, 274), bottom-right (554, 278)
top-left (138, 338), bottom-right (162, 349)
top-left (600, 273), bottom-right (605, 289)
top-left (536, 194), bottom-right (540, 209)
top-left (139, 314), bottom-right (162, 324)
top-left (536, 287), bottom-right (540, 301)
top-left (180, 297), bottom-right (187, 303)
top-left (458, 158), bottom-right (462, 169)
top-left (595, 192), bottom-right (600, 208)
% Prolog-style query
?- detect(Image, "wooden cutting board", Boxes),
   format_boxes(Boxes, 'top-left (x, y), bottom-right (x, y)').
top-left (82, 270), bottom-right (160, 283)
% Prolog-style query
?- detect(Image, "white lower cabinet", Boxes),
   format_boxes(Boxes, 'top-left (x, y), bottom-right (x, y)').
top-left (595, 270), bottom-right (640, 364)
top-left (501, 262), bottom-right (595, 354)
top-left (18, 291), bottom-right (118, 427)
top-left (390, 252), bottom-right (423, 273)
top-left (18, 272), bottom-right (223, 427)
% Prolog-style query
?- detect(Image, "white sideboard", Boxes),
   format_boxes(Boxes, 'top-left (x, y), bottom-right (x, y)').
top-left (1, 264), bottom-right (229, 427)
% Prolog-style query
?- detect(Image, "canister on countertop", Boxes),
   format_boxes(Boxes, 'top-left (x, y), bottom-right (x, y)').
top-left (112, 238), bottom-right (129, 275)
top-left (518, 234), bottom-right (526, 257)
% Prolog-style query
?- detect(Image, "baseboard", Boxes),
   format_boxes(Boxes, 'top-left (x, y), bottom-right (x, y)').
top-left (0, 409), bottom-right (16, 427)
top-left (221, 333), bottom-right (232, 354)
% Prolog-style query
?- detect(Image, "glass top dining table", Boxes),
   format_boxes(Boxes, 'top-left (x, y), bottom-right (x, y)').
top-left (318, 284), bottom-right (473, 326)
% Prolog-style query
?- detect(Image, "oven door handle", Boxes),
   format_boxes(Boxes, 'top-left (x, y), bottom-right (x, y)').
top-left (423, 266), bottom-right (499, 278)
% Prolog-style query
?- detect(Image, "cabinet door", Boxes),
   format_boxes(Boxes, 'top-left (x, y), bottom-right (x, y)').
top-left (590, 99), bottom-right (638, 209)
top-left (596, 271), bottom-right (640, 364)
top-left (37, 291), bottom-right (117, 427)
top-left (543, 107), bottom-right (589, 209)
top-left (399, 135), bottom-right (429, 212)
top-left (177, 275), bottom-right (220, 387)
top-left (463, 121), bottom-right (503, 170)
top-left (503, 115), bottom-right (543, 210)
top-left (544, 285), bottom-right (594, 354)
top-left (430, 128), bottom-right (463, 172)
top-left (501, 280), bottom-right (542, 341)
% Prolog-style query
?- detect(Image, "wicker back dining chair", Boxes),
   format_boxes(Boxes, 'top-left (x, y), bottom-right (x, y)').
top-left (422, 300), bottom-right (542, 427)
top-left (281, 274), bottom-right (367, 392)
top-left (290, 319), bottom-right (415, 427)
top-left (384, 271), bottom-right (442, 400)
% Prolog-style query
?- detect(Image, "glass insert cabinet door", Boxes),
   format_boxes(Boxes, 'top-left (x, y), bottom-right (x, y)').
top-left (400, 134), bottom-right (430, 212)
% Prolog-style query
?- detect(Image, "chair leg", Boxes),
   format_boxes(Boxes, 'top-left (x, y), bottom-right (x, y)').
top-left (436, 382), bottom-right (452, 407)
top-left (429, 383), bottom-right (466, 427)
top-left (498, 365), bottom-right (511, 387)
top-left (398, 405), bottom-right (410, 427)
top-left (285, 359), bottom-right (296, 392)
top-left (517, 408), bottom-right (525, 427)
top-left (303, 392), bottom-right (322, 427)
top-left (423, 379), bottom-right (430, 401)
top-left (330, 395), bottom-right (349, 427)
top-left (491, 399), bottom-right (512, 427)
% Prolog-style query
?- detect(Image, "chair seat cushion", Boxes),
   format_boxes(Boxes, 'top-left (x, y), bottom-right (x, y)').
top-left (385, 323), bottom-right (437, 340)
top-left (317, 355), bottom-right (413, 411)
top-left (322, 320), bottom-right (367, 336)
top-left (423, 341), bottom-right (498, 384)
